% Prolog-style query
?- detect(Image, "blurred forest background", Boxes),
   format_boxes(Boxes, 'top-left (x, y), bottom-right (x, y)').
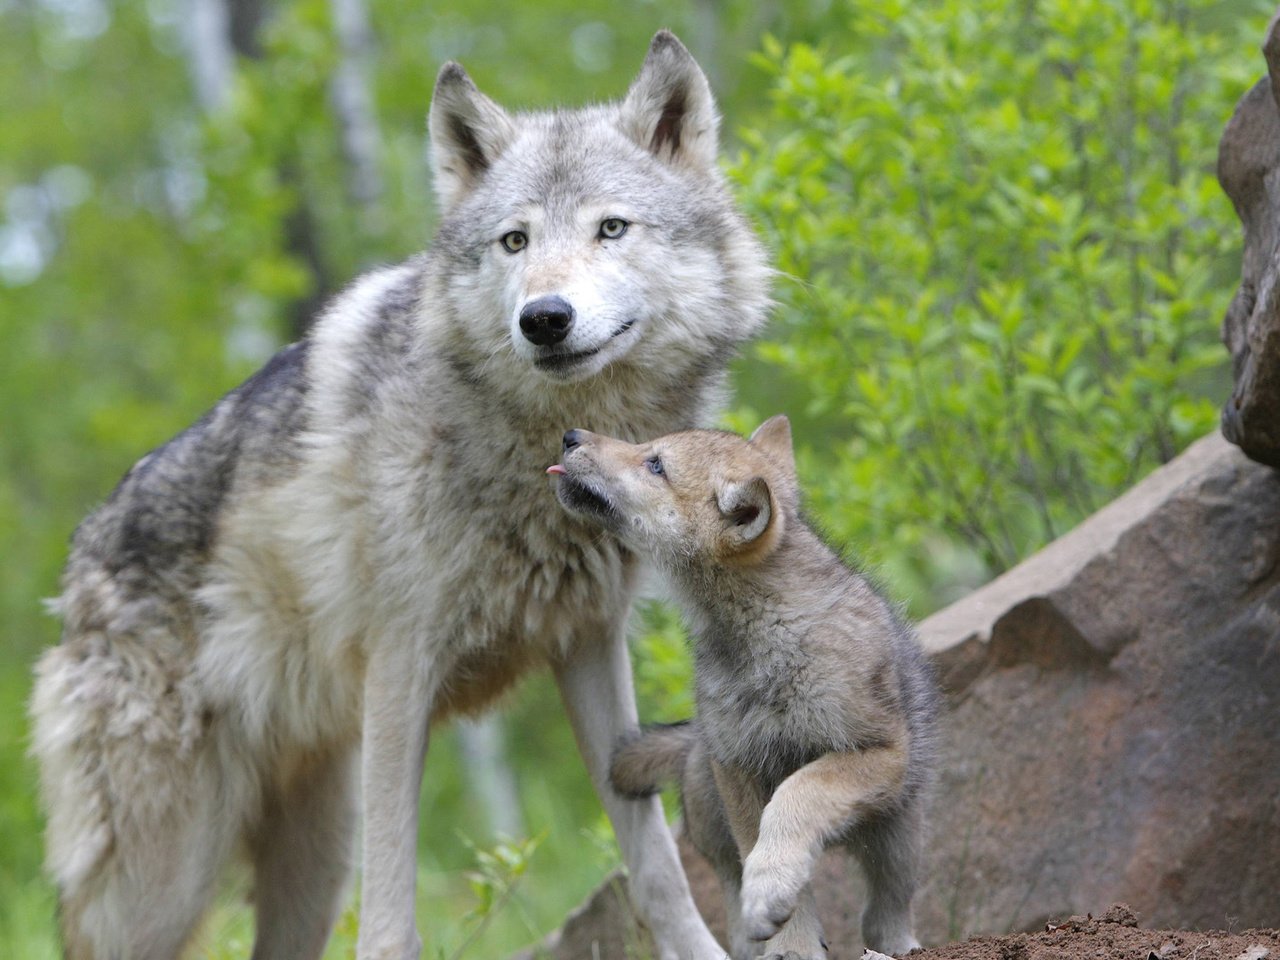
top-left (0, 0), bottom-right (1267, 956)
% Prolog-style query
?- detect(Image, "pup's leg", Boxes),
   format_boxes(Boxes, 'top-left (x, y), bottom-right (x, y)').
top-left (738, 742), bottom-right (908, 944)
top-left (250, 746), bottom-right (358, 960)
top-left (682, 745), bottom-right (749, 960)
top-left (754, 885), bottom-right (827, 960)
top-left (848, 800), bottom-right (925, 955)
top-left (553, 628), bottom-right (727, 960)
top-left (709, 763), bottom-right (826, 960)
top-left (357, 639), bottom-right (441, 960)
top-left (708, 761), bottom-right (766, 958)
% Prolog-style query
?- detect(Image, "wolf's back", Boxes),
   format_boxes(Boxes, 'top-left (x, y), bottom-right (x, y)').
top-left (58, 338), bottom-right (312, 612)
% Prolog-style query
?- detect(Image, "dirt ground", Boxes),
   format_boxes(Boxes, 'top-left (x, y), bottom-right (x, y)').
top-left (902, 905), bottom-right (1279, 960)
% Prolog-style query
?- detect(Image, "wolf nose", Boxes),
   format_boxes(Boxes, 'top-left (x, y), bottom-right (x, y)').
top-left (520, 296), bottom-right (574, 346)
top-left (562, 429), bottom-right (583, 453)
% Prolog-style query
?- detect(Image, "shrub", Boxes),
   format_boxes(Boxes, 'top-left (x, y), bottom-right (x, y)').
top-left (729, 0), bottom-right (1260, 604)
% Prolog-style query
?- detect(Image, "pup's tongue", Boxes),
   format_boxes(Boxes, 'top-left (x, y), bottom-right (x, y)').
top-left (546, 464), bottom-right (566, 476)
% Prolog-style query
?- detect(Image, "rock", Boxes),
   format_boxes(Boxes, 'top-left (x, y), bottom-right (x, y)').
top-left (916, 433), bottom-right (1280, 943)
top-left (507, 432), bottom-right (1280, 960)
top-left (1217, 14), bottom-right (1280, 465)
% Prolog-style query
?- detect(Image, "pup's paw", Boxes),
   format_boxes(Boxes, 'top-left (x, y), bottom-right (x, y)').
top-left (754, 951), bottom-right (825, 960)
top-left (740, 858), bottom-right (807, 942)
top-left (739, 882), bottom-right (798, 942)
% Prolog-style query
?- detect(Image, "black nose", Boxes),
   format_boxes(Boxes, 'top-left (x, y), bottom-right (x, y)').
top-left (520, 296), bottom-right (574, 346)
top-left (562, 429), bottom-right (583, 453)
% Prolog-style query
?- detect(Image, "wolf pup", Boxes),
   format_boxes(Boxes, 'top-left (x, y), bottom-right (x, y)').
top-left (30, 32), bottom-right (768, 960)
top-left (548, 417), bottom-right (938, 960)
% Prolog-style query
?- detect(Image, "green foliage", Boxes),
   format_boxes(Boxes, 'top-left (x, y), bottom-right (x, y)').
top-left (192, 835), bottom-right (543, 960)
top-left (448, 833), bottom-right (543, 960)
top-left (631, 600), bottom-right (696, 721)
top-left (730, 0), bottom-right (1259, 599)
top-left (0, 0), bottom-right (1270, 956)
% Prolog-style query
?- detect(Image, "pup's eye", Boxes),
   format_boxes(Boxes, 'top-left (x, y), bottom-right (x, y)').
top-left (645, 456), bottom-right (664, 476)
top-left (599, 218), bottom-right (629, 240)
top-left (500, 231), bottom-right (527, 253)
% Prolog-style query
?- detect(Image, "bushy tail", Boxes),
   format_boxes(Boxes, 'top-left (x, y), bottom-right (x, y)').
top-left (609, 721), bottom-right (699, 798)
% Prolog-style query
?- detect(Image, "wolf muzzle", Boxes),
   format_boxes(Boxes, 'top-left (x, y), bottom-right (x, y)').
top-left (519, 295), bottom-right (574, 346)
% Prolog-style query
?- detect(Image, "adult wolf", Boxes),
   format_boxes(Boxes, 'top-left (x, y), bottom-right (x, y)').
top-left (30, 31), bottom-right (769, 960)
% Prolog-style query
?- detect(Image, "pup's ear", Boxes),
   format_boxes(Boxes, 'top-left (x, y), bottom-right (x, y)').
top-left (716, 476), bottom-right (774, 549)
top-left (428, 63), bottom-right (515, 211)
top-left (619, 30), bottom-right (719, 170)
top-left (748, 415), bottom-right (796, 478)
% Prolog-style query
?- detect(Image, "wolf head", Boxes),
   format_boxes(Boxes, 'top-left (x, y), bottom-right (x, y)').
top-left (424, 31), bottom-right (769, 393)
top-left (548, 415), bottom-right (799, 567)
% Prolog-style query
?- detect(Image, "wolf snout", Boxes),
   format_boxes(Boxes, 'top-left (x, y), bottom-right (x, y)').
top-left (562, 429), bottom-right (584, 453)
top-left (520, 295), bottom-right (575, 346)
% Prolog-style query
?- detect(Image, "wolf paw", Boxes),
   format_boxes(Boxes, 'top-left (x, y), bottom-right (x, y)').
top-left (740, 883), bottom-right (799, 942)
top-left (754, 951), bottom-right (825, 960)
top-left (740, 864), bottom-right (807, 943)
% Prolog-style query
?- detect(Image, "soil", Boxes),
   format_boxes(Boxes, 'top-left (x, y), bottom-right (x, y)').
top-left (900, 905), bottom-right (1280, 960)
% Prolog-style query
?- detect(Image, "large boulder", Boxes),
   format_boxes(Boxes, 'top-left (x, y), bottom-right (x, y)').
top-left (511, 432), bottom-right (1280, 959)
top-left (914, 431), bottom-right (1280, 941)
top-left (1218, 13), bottom-right (1280, 465)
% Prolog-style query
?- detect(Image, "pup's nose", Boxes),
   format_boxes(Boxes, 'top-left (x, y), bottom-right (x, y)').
top-left (562, 429), bottom-right (584, 453)
top-left (520, 296), bottom-right (574, 346)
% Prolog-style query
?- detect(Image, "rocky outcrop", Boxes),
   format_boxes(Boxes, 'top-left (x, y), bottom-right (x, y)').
top-left (511, 432), bottom-right (1280, 959)
top-left (913, 432), bottom-right (1280, 941)
top-left (1217, 14), bottom-right (1280, 466)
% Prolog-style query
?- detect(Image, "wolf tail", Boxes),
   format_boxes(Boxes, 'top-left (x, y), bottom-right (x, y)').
top-left (609, 721), bottom-right (699, 798)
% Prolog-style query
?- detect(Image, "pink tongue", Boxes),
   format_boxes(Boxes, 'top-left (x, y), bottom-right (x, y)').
top-left (546, 464), bottom-right (566, 475)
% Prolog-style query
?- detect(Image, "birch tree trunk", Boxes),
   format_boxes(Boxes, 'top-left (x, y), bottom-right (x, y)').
top-left (328, 0), bottom-right (384, 224)
top-left (456, 716), bottom-right (527, 840)
top-left (183, 0), bottom-right (235, 112)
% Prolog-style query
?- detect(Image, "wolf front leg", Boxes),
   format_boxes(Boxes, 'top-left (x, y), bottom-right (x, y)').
top-left (710, 761), bottom-right (827, 960)
top-left (357, 639), bottom-right (439, 960)
top-left (738, 743), bottom-right (909, 947)
top-left (553, 627), bottom-right (728, 960)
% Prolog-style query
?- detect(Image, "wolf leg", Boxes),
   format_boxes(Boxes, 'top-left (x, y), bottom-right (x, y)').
top-left (356, 639), bottom-right (440, 960)
top-left (682, 746), bottom-right (750, 960)
top-left (738, 742), bottom-right (907, 943)
top-left (708, 761), bottom-right (829, 959)
top-left (848, 801), bottom-right (924, 955)
top-left (553, 627), bottom-right (727, 960)
top-left (250, 746), bottom-right (358, 960)
top-left (754, 885), bottom-right (827, 960)
top-left (716, 870), bottom-right (753, 960)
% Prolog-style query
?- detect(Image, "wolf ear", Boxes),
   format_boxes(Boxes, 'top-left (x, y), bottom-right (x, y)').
top-left (716, 476), bottom-right (774, 549)
top-left (748, 415), bottom-right (796, 478)
top-left (428, 62), bottom-right (516, 211)
top-left (619, 30), bottom-right (719, 170)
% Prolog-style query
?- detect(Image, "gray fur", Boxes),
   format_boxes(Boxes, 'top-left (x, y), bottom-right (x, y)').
top-left (557, 423), bottom-right (938, 959)
top-left (679, 521), bottom-right (938, 957)
top-left (32, 31), bottom-right (768, 960)
top-left (610, 721), bottom-right (699, 799)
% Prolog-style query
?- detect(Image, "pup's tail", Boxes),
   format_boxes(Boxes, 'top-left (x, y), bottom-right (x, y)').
top-left (610, 721), bottom-right (699, 798)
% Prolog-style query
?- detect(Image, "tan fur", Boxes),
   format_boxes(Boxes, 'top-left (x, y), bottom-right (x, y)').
top-left (555, 416), bottom-right (938, 960)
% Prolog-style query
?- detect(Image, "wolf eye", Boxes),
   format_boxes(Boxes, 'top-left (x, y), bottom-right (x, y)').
top-left (500, 230), bottom-right (527, 253)
top-left (645, 456), bottom-right (664, 476)
top-left (598, 218), bottom-right (629, 240)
